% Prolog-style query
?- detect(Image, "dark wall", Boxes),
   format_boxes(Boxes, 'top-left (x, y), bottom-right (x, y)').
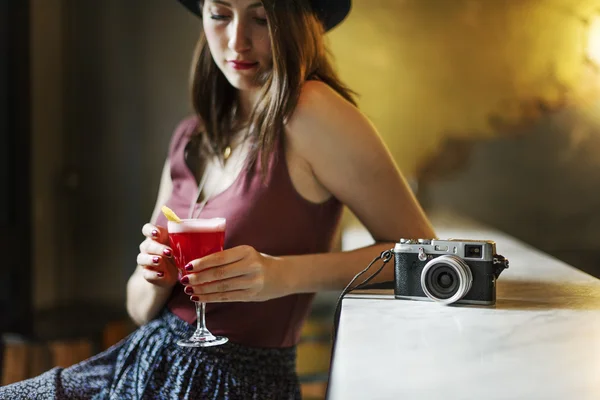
top-left (60, 1), bottom-right (199, 305)
top-left (1, 0), bottom-right (32, 335)
top-left (0, 0), bottom-right (8, 225)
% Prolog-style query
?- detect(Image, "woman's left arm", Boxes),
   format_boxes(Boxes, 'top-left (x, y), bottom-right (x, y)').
top-left (184, 81), bottom-right (436, 302)
top-left (277, 81), bottom-right (436, 293)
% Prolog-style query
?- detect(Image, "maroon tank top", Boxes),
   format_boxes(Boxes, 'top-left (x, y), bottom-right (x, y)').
top-left (154, 117), bottom-right (342, 348)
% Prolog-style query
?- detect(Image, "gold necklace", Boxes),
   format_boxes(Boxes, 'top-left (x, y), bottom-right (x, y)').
top-left (223, 145), bottom-right (232, 161)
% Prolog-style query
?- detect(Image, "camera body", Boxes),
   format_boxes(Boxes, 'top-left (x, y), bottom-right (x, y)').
top-left (394, 238), bottom-right (508, 305)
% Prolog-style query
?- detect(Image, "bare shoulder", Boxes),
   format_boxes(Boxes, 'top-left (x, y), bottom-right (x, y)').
top-left (286, 80), bottom-right (390, 174)
top-left (286, 80), bottom-right (370, 147)
top-left (296, 79), bottom-right (351, 111)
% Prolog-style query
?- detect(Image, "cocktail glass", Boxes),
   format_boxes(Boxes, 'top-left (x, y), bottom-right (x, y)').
top-left (167, 218), bottom-right (228, 347)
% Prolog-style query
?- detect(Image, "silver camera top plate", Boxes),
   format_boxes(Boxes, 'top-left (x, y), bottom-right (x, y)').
top-left (393, 238), bottom-right (497, 262)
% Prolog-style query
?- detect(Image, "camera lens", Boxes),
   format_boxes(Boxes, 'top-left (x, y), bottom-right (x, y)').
top-left (432, 268), bottom-right (456, 294)
top-left (420, 255), bottom-right (473, 304)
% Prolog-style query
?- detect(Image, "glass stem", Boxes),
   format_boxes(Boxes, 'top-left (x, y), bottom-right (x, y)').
top-left (196, 302), bottom-right (207, 333)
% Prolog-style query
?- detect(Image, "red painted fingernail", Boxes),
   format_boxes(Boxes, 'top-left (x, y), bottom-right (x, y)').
top-left (151, 229), bottom-right (159, 238)
top-left (185, 263), bottom-right (193, 271)
top-left (184, 286), bottom-right (194, 295)
top-left (157, 272), bottom-right (164, 278)
top-left (181, 276), bottom-right (189, 285)
top-left (152, 256), bottom-right (160, 264)
top-left (190, 296), bottom-right (200, 302)
top-left (163, 248), bottom-right (172, 257)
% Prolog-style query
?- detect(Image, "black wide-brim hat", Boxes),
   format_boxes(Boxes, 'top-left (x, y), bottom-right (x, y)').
top-left (177, 0), bottom-right (352, 32)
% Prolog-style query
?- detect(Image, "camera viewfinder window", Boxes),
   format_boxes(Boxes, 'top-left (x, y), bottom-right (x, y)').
top-left (465, 245), bottom-right (483, 258)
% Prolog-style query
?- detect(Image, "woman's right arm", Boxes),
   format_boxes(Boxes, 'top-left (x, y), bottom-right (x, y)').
top-left (126, 159), bottom-right (179, 326)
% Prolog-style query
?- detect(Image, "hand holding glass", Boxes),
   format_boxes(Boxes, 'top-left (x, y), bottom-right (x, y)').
top-left (168, 218), bottom-right (228, 347)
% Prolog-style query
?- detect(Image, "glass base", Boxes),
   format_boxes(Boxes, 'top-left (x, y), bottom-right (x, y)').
top-left (177, 335), bottom-right (228, 348)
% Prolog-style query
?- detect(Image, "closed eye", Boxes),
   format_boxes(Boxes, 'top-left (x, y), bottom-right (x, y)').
top-left (254, 17), bottom-right (268, 26)
top-left (210, 14), bottom-right (230, 20)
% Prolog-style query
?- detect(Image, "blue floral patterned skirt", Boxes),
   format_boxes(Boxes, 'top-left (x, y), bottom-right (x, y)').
top-left (0, 309), bottom-right (301, 400)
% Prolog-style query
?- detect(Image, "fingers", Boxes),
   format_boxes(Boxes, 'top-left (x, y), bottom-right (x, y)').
top-left (139, 239), bottom-right (173, 259)
top-left (179, 245), bottom-right (263, 302)
top-left (139, 255), bottom-right (178, 275)
top-left (138, 261), bottom-right (179, 288)
top-left (182, 262), bottom-right (251, 286)
top-left (186, 245), bottom-right (254, 274)
top-left (139, 222), bottom-right (172, 262)
top-left (142, 223), bottom-right (169, 244)
top-left (142, 265), bottom-right (166, 283)
top-left (138, 237), bottom-right (173, 262)
top-left (137, 223), bottom-right (175, 279)
top-left (136, 252), bottom-right (165, 269)
top-left (136, 224), bottom-right (179, 288)
top-left (186, 275), bottom-right (257, 296)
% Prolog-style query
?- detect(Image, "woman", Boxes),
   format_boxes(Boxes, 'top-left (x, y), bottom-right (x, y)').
top-left (1, 0), bottom-right (435, 398)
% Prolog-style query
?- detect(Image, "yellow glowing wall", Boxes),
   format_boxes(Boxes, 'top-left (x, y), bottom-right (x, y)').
top-left (327, 0), bottom-right (600, 175)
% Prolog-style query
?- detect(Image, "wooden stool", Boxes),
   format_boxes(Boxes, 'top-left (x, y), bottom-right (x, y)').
top-left (297, 318), bottom-right (332, 400)
top-left (1, 335), bottom-right (93, 385)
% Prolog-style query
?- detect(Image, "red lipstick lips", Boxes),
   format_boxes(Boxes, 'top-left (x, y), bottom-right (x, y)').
top-left (228, 60), bottom-right (258, 70)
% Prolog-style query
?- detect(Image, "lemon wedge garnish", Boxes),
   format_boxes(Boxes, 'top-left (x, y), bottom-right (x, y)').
top-left (161, 205), bottom-right (182, 223)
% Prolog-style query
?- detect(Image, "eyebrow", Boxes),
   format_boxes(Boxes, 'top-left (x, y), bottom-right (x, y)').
top-left (210, 1), bottom-right (263, 9)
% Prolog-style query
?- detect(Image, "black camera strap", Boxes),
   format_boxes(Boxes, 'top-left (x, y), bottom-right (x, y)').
top-left (331, 249), bottom-right (394, 344)
top-left (326, 250), bottom-right (394, 399)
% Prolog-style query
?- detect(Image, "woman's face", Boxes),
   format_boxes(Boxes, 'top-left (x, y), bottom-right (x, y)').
top-left (202, 0), bottom-right (272, 91)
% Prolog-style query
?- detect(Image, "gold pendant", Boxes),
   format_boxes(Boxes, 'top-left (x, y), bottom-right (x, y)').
top-left (223, 146), bottom-right (232, 161)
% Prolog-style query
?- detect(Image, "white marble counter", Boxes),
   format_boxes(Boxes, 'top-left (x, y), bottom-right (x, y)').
top-left (328, 210), bottom-right (600, 400)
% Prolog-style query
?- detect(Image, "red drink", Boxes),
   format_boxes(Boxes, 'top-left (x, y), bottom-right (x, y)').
top-left (168, 218), bottom-right (226, 274)
top-left (166, 217), bottom-right (228, 348)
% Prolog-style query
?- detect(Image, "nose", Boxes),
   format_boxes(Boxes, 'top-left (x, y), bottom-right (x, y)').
top-left (228, 19), bottom-right (251, 53)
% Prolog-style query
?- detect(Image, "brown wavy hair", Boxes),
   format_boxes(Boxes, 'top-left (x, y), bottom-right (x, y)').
top-left (190, 0), bottom-right (357, 171)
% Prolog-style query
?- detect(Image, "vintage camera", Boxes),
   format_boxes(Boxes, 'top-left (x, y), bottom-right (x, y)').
top-left (394, 238), bottom-right (509, 305)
